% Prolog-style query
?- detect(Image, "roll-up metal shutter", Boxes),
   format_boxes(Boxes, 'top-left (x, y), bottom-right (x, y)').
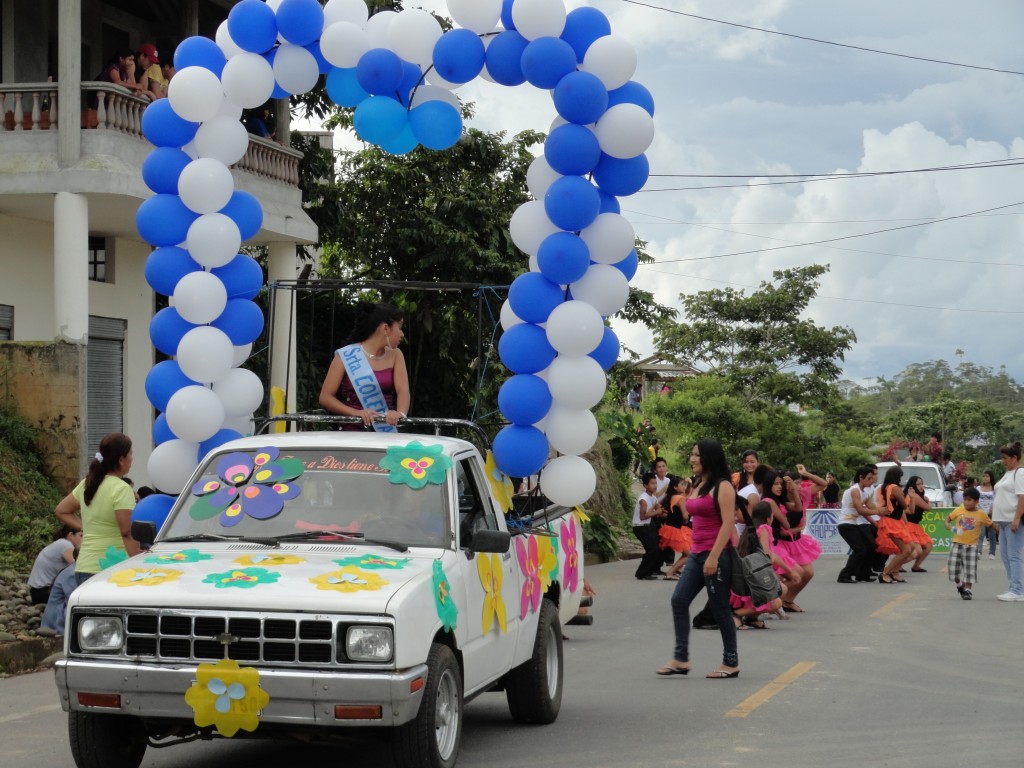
top-left (88, 316), bottom-right (126, 456)
top-left (0, 304), bottom-right (12, 340)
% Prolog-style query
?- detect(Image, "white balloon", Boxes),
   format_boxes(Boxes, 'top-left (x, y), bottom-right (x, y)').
top-left (167, 66), bottom-right (224, 123)
top-left (570, 264), bottom-right (630, 316)
top-left (215, 98), bottom-right (244, 120)
top-left (528, 253), bottom-right (540, 273)
top-left (547, 355), bottom-right (605, 409)
top-left (166, 385), bottom-right (225, 443)
top-left (545, 300), bottom-right (604, 356)
top-left (424, 67), bottom-right (460, 90)
top-left (273, 43), bottom-right (320, 94)
top-left (527, 155), bottom-right (560, 200)
top-left (594, 103), bottom-right (655, 159)
top-left (194, 117), bottom-right (250, 165)
top-left (540, 455), bottom-right (596, 506)
top-left (176, 326), bottom-right (235, 384)
top-left (580, 213), bottom-right (635, 265)
top-left (178, 158), bottom-right (235, 215)
top-left (550, 114), bottom-right (571, 133)
top-left (409, 83), bottom-right (460, 110)
top-left (173, 271), bottom-right (228, 325)
top-left (187, 213), bottom-right (242, 269)
top-left (389, 9), bottom-right (443, 70)
top-left (181, 141), bottom-right (199, 160)
top-left (221, 53), bottom-right (276, 109)
top-left (224, 414), bottom-right (255, 437)
top-left (212, 367), bottom-right (264, 417)
top-left (364, 10), bottom-right (397, 48)
top-left (500, 299), bottom-right (523, 331)
top-left (148, 438), bottom-right (201, 494)
top-left (216, 20), bottom-right (243, 59)
top-left (320, 21), bottom-right (368, 68)
top-left (324, 0), bottom-right (369, 27)
top-left (581, 35), bottom-right (637, 91)
top-left (545, 406), bottom-right (599, 456)
top-left (511, 0), bottom-right (567, 41)
top-left (448, 0), bottom-right (502, 34)
top-left (509, 200), bottom-right (560, 257)
top-left (232, 343), bottom-right (253, 367)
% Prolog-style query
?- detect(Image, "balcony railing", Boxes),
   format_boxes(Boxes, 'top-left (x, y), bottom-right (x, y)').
top-left (0, 82), bottom-right (302, 186)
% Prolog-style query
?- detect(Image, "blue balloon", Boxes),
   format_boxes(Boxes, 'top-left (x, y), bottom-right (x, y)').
top-left (219, 190), bottom-right (263, 241)
top-left (213, 255), bottom-right (263, 301)
top-left (607, 81), bottom-right (655, 117)
top-left (276, 0), bottom-right (324, 46)
top-left (141, 147), bottom-right (191, 195)
top-left (544, 175), bottom-right (601, 232)
top-left (136, 194), bottom-right (199, 247)
top-left (521, 37), bottom-right (577, 90)
top-left (228, 0), bottom-right (278, 54)
top-left (485, 31), bottom-right (528, 86)
top-left (500, 0), bottom-right (517, 31)
top-left (612, 249), bottom-right (639, 281)
top-left (508, 272), bottom-right (565, 325)
top-left (325, 67), bottom-right (369, 107)
top-left (379, 124), bottom-right (419, 156)
top-left (356, 48), bottom-right (404, 96)
top-left (211, 299), bottom-right (264, 345)
top-left (589, 326), bottom-right (620, 371)
top-left (145, 360), bottom-right (199, 411)
top-left (493, 425), bottom-right (548, 478)
top-left (498, 323), bottom-right (557, 374)
top-left (150, 307), bottom-right (197, 356)
top-left (305, 41), bottom-right (332, 75)
top-left (553, 71), bottom-right (608, 125)
top-left (561, 7), bottom-right (612, 62)
top-left (499, 374), bottom-right (553, 426)
top-left (141, 99), bottom-right (199, 148)
top-left (537, 232), bottom-right (591, 285)
top-left (433, 29), bottom-right (485, 84)
top-left (199, 429), bottom-right (244, 461)
top-left (598, 190), bottom-right (621, 215)
top-left (153, 412), bottom-right (175, 445)
top-left (397, 60), bottom-right (424, 107)
top-left (353, 96), bottom-right (409, 145)
top-left (409, 101), bottom-right (462, 150)
top-left (132, 494), bottom-right (176, 532)
top-left (144, 246), bottom-right (201, 296)
top-left (545, 123), bottom-right (601, 176)
top-left (593, 153), bottom-right (650, 197)
top-left (173, 36), bottom-right (227, 76)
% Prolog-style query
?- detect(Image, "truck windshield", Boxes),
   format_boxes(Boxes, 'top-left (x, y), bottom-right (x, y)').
top-left (907, 466), bottom-right (944, 492)
top-left (159, 447), bottom-right (450, 548)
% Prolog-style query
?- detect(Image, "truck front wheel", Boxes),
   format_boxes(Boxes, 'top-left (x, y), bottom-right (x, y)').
top-left (505, 598), bottom-right (563, 724)
top-left (390, 643), bottom-right (463, 768)
top-left (68, 711), bottom-right (147, 768)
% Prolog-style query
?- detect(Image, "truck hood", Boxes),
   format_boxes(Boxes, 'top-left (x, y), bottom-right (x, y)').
top-left (68, 544), bottom-right (438, 615)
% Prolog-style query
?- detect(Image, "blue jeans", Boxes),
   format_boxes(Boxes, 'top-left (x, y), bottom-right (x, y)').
top-left (983, 525), bottom-right (999, 556)
top-left (41, 564), bottom-right (77, 634)
top-left (998, 521), bottom-right (1024, 595)
top-left (670, 549), bottom-right (738, 668)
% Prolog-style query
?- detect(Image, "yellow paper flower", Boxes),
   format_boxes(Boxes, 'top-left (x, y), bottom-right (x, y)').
top-left (535, 535), bottom-right (559, 592)
top-left (484, 450), bottom-right (515, 513)
top-left (106, 568), bottom-right (183, 588)
top-left (477, 553), bottom-right (507, 634)
top-left (232, 553), bottom-right (305, 567)
top-left (309, 566), bottom-right (388, 593)
top-left (573, 505), bottom-right (591, 524)
top-left (184, 658), bottom-right (269, 737)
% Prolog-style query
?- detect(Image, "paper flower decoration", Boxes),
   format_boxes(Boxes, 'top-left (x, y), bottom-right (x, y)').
top-left (535, 534), bottom-right (559, 592)
top-left (379, 441), bottom-right (452, 489)
top-left (477, 553), bottom-right (507, 635)
top-left (560, 517), bottom-right (579, 594)
top-left (333, 554), bottom-right (411, 570)
top-left (232, 553), bottom-right (305, 567)
top-left (202, 567), bottom-right (281, 589)
top-left (145, 549), bottom-right (214, 565)
top-left (310, 566), bottom-right (388, 593)
top-left (189, 447), bottom-right (304, 527)
top-left (99, 545), bottom-right (128, 570)
top-left (516, 536), bottom-right (542, 619)
top-left (433, 560), bottom-right (458, 631)
top-left (484, 450), bottom-right (515, 512)
top-left (107, 568), bottom-right (183, 588)
top-left (573, 505), bottom-right (590, 524)
top-left (185, 658), bottom-right (269, 737)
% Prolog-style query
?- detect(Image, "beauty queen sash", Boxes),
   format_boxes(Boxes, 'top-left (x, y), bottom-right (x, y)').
top-left (338, 344), bottom-right (396, 433)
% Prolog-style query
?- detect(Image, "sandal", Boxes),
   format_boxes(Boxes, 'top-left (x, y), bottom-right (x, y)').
top-left (662, 574), bottom-right (679, 580)
top-left (706, 669), bottom-right (740, 679)
top-left (892, 575), bottom-right (907, 583)
top-left (734, 617), bottom-right (750, 630)
top-left (878, 573), bottom-right (895, 584)
top-left (782, 602), bottom-right (804, 613)
top-left (743, 618), bottom-right (768, 629)
top-left (656, 663), bottom-right (690, 676)
top-left (911, 567), bottom-right (927, 573)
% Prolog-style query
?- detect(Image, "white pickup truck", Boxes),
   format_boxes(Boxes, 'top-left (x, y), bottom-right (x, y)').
top-left (55, 420), bottom-right (584, 768)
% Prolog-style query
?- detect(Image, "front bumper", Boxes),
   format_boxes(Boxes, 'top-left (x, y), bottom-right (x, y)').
top-left (55, 658), bottom-right (427, 727)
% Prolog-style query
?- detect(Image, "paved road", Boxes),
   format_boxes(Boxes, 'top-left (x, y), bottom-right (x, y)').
top-left (3, 554), bottom-right (1023, 768)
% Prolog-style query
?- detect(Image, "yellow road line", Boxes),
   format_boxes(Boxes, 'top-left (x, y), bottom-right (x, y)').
top-left (871, 591), bottom-right (915, 618)
top-left (725, 661), bottom-right (817, 718)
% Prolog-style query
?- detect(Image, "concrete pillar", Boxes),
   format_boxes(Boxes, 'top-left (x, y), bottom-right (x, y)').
top-left (273, 98), bottom-right (290, 148)
top-left (184, 0), bottom-right (199, 38)
top-left (53, 192), bottom-right (89, 343)
top-left (57, 0), bottom-right (81, 166)
top-left (267, 243), bottom-right (297, 413)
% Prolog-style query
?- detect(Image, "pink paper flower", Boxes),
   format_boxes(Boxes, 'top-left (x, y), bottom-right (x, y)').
top-left (560, 517), bottom-right (579, 593)
top-left (516, 535), bottom-right (541, 619)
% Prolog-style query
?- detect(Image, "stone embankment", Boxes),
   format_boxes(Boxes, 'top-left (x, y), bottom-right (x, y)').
top-left (0, 571), bottom-right (63, 675)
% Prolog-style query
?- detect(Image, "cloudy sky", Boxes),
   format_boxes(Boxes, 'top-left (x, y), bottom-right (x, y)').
top-left (310, 0), bottom-right (1024, 385)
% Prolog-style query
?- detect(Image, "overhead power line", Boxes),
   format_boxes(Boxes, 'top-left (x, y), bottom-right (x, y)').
top-left (648, 157), bottom-right (1024, 179)
top-left (623, 211), bottom-right (1024, 226)
top-left (620, 0), bottom-right (1024, 76)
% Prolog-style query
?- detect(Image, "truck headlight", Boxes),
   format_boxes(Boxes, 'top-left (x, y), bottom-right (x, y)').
top-left (78, 617), bottom-right (124, 652)
top-left (347, 626), bottom-right (393, 662)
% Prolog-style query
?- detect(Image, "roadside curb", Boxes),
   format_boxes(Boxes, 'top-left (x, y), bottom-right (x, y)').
top-left (0, 637), bottom-right (63, 676)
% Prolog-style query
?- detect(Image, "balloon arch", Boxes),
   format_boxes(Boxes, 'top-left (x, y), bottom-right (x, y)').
top-left (135, 0), bottom-right (654, 514)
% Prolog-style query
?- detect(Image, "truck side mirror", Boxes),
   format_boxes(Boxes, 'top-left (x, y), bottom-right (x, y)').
top-left (470, 529), bottom-right (511, 554)
top-left (131, 521), bottom-right (157, 550)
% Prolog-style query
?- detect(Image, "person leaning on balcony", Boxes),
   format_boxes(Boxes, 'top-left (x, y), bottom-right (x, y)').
top-left (136, 43), bottom-right (167, 100)
top-left (95, 50), bottom-right (150, 100)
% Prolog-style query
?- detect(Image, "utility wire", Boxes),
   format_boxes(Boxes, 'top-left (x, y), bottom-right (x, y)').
top-left (647, 157), bottom-right (1024, 179)
top-left (623, 210), bottom-right (1024, 226)
top-left (620, 0), bottom-right (1024, 77)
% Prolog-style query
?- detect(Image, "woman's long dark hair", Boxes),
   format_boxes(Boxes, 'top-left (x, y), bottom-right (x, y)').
top-left (346, 301), bottom-right (403, 345)
top-left (879, 466), bottom-right (903, 513)
top-left (84, 433), bottom-right (131, 505)
top-left (693, 439), bottom-right (731, 497)
top-left (739, 501), bottom-right (774, 556)
top-left (760, 470), bottom-right (786, 505)
top-left (903, 475), bottom-right (922, 497)
top-left (738, 449), bottom-right (759, 484)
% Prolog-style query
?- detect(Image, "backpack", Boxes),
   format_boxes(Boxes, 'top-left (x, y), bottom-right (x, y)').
top-left (739, 546), bottom-right (783, 606)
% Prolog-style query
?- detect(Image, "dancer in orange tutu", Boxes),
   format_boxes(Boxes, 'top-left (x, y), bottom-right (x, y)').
top-left (903, 475), bottom-right (935, 572)
top-left (875, 466), bottom-right (922, 583)
top-left (661, 476), bottom-right (693, 580)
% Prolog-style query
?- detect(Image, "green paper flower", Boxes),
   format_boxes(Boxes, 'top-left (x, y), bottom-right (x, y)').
top-left (433, 560), bottom-right (458, 631)
top-left (99, 545), bottom-right (128, 570)
top-left (202, 567), bottom-right (281, 589)
top-left (379, 441), bottom-right (453, 489)
top-left (333, 554), bottom-right (411, 570)
top-left (145, 549), bottom-right (214, 565)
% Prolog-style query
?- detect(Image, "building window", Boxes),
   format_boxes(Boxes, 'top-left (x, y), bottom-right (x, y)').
top-left (89, 236), bottom-right (106, 282)
top-left (87, 316), bottom-right (126, 456)
top-left (0, 304), bottom-right (12, 340)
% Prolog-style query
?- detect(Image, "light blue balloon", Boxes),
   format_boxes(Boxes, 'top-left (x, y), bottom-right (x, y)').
top-left (433, 29), bottom-right (485, 84)
top-left (409, 101), bottom-right (462, 151)
top-left (593, 153), bottom-right (650, 197)
top-left (173, 36), bottom-right (227, 76)
top-left (325, 67), bottom-right (369, 107)
top-left (493, 425), bottom-right (548, 478)
top-left (276, 0), bottom-right (324, 47)
top-left (353, 96), bottom-right (408, 145)
top-left (144, 246), bottom-right (201, 297)
top-left (141, 99), bottom-right (199, 148)
top-left (136, 194), bottom-right (199, 247)
top-left (211, 299), bottom-right (264, 345)
top-left (499, 375), bottom-right (553, 426)
top-left (149, 307), bottom-right (197, 357)
top-left (228, 0), bottom-right (278, 54)
top-left (145, 360), bottom-right (199, 412)
top-left (498, 323), bottom-right (557, 374)
top-left (537, 232), bottom-right (590, 285)
top-left (142, 147), bottom-right (191, 195)
top-left (545, 123), bottom-right (601, 176)
top-left (544, 175), bottom-right (601, 232)
top-left (379, 124), bottom-right (419, 156)
top-left (507, 272), bottom-right (565, 325)
top-left (521, 37), bottom-right (577, 90)
top-left (553, 71), bottom-right (608, 125)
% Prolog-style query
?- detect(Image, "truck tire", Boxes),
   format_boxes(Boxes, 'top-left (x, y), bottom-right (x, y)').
top-left (68, 711), bottom-right (147, 768)
top-left (390, 643), bottom-right (463, 768)
top-left (505, 598), bottom-right (563, 725)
